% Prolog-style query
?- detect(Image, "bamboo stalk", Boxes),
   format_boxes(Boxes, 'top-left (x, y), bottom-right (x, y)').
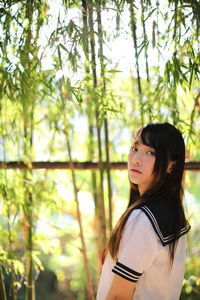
top-left (82, 0), bottom-right (89, 66)
top-left (141, 0), bottom-right (152, 121)
top-left (129, 2), bottom-right (144, 125)
top-left (89, 124), bottom-right (98, 211)
top-left (23, 112), bottom-right (35, 300)
top-left (187, 91), bottom-right (200, 149)
top-left (156, 0), bottom-right (160, 68)
top-left (88, 0), bottom-right (106, 277)
top-left (82, 0), bottom-right (98, 215)
top-left (172, 0), bottom-right (178, 126)
top-left (88, 2), bottom-right (97, 87)
top-left (96, 2), bottom-right (113, 233)
top-left (66, 136), bottom-right (95, 300)
top-left (1, 97), bottom-right (17, 300)
top-left (23, 0), bottom-right (35, 292)
top-left (141, 0), bottom-right (149, 83)
top-left (8, 220), bottom-right (17, 300)
top-left (173, 0), bottom-right (178, 42)
top-left (82, 5), bottom-right (99, 286)
top-left (0, 111), bottom-right (8, 300)
top-left (0, 267), bottom-right (7, 300)
top-left (104, 118), bottom-right (113, 232)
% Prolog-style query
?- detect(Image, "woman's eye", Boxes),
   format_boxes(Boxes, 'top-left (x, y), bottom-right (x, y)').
top-left (147, 151), bottom-right (155, 156)
top-left (130, 146), bottom-right (137, 152)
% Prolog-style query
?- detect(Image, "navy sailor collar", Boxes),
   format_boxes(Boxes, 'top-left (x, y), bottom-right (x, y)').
top-left (136, 197), bottom-right (191, 246)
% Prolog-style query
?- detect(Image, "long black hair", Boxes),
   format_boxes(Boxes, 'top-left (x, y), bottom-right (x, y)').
top-left (107, 122), bottom-right (187, 265)
top-left (129, 122), bottom-right (185, 201)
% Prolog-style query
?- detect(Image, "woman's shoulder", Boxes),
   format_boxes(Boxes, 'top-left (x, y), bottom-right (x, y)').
top-left (121, 208), bottom-right (159, 252)
top-left (137, 197), bottom-right (190, 246)
top-left (126, 208), bottom-right (154, 229)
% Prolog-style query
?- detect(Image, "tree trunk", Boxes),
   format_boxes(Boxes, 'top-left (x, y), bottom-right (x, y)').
top-left (8, 222), bottom-right (18, 300)
top-left (129, 2), bottom-right (144, 125)
top-left (172, 0), bottom-right (179, 126)
top-left (82, 0), bottom-right (90, 65)
top-left (66, 136), bottom-right (95, 300)
top-left (141, 0), bottom-right (152, 121)
top-left (187, 91), bottom-right (200, 148)
top-left (141, 0), bottom-right (149, 84)
top-left (23, 104), bottom-right (35, 300)
top-left (0, 267), bottom-right (7, 300)
top-left (22, 3), bottom-right (35, 296)
top-left (82, 2), bottom-right (99, 286)
top-left (156, 0), bottom-right (160, 68)
top-left (88, 0), bottom-right (106, 278)
top-left (82, 0), bottom-right (98, 216)
top-left (97, 3), bottom-right (113, 233)
top-left (0, 100), bottom-right (17, 300)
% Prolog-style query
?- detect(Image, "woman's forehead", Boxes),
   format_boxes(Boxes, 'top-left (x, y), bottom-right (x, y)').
top-left (132, 139), bottom-right (155, 149)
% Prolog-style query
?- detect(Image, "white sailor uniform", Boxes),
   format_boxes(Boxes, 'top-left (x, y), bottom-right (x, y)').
top-left (97, 198), bottom-right (190, 300)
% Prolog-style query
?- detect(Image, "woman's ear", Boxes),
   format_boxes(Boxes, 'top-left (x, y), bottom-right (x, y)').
top-left (167, 161), bottom-right (176, 174)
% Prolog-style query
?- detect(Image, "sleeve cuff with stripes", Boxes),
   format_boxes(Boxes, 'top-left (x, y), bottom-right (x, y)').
top-left (112, 259), bottom-right (143, 282)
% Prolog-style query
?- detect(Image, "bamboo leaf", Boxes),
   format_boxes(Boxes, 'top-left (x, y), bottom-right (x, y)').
top-left (137, 40), bottom-right (146, 58)
top-left (106, 69), bottom-right (122, 73)
top-left (32, 251), bottom-right (44, 271)
top-left (164, 61), bottom-right (171, 84)
top-left (59, 43), bottom-right (69, 53)
top-left (57, 45), bottom-right (62, 69)
top-left (144, 40), bottom-right (150, 56)
top-left (144, 7), bottom-right (157, 22)
top-left (189, 63), bottom-right (194, 89)
top-left (116, 10), bottom-right (120, 32)
top-left (152, 20), bottom-right (156, 48)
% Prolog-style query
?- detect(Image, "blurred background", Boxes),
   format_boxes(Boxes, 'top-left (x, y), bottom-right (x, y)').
top-left (0, 0), bottom-right (200, 299)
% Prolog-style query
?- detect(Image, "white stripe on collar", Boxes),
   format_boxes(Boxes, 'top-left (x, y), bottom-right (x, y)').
top-left (141, 205), bottom-right (190, 246)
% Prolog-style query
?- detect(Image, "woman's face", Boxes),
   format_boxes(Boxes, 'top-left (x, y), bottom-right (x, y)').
top-left (128, 140), bottom-right (156, 195)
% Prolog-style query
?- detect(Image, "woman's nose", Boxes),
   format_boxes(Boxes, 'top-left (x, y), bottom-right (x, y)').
top-left (133, 152), bottom-right (142, 165)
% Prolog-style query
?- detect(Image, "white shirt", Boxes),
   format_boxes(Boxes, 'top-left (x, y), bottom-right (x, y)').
top-left (97, 209), bottom-right (186, 300)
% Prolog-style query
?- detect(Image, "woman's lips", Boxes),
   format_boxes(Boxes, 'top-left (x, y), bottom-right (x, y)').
top-left (129, 168), bottom-right (142, 174)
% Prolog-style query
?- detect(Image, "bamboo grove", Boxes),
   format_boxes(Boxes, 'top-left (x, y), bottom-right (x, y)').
top-left (0, 0), bottom-right (200, 299)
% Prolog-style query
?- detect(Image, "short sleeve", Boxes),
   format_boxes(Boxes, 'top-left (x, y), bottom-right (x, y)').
top-left (112, 209), bottom-right (158, 282)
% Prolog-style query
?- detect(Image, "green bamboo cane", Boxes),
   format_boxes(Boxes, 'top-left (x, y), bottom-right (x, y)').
top-left (129, 1), bottom-right (144, 125)
top-left (96, 1), bottom-right (113, 233)
top-left (0, 266), bottom-right (7, 300)
top-left (88, 0), bottom-right (106, 278)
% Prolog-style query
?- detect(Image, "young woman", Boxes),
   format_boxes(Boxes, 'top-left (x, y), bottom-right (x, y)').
top-left (97, 122), bottom-right (190, 300)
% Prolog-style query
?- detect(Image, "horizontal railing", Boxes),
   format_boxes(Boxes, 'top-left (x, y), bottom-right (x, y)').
top-left (0, 161), bottom-right (200, 171)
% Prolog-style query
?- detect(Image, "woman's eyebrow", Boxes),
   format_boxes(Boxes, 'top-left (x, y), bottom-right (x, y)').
top-left (132, 141), bottom-right (139, 146)
top-left (132, 141), bottom-right (155, 150)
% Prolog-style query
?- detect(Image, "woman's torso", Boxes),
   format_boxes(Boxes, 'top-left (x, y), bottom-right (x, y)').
top-left (96, 209), bottom-right (186, 300)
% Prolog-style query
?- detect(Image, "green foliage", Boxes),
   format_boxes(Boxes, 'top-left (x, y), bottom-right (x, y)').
top-left (180, 173), bottom-right (200, 299)
top-left (0, 0), bottom-right (200, 299)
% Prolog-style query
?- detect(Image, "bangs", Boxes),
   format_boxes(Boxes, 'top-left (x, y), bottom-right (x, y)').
top-left (134, 125), bottom-right (157, 151)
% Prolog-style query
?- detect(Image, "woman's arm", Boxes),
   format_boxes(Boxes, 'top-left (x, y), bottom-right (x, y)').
top-left (106, 274), bottom-right (136, 300)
